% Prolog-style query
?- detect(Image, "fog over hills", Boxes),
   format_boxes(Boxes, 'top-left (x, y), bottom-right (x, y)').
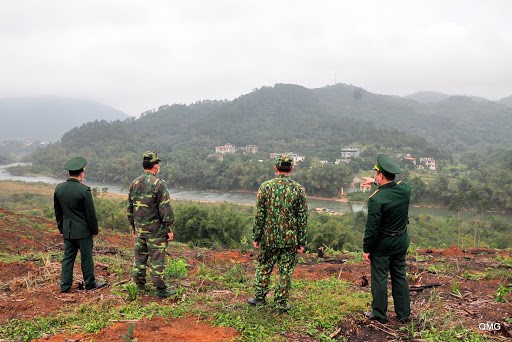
top-left (499, 95), bottom-right (512, 108)
top-left (0, 97), bottom-right (130, 141)
top-left (405, 91), bottom-right (451, 104)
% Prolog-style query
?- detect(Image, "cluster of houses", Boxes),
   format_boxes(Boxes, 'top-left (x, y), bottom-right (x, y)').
top-left (210, 144), bottom-right (437, 173)
top-left (396, 153), bottom-right (436, 171)
top-left (210, 144), bottom-right (258, 161)
top-left (211, 144), bottom-right (306, 163)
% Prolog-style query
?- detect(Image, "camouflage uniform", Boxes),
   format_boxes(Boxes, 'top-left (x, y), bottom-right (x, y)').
top-left (252, 155), bottom-right (308, 311)
top-left (127, 152), bottom-right (174, 290)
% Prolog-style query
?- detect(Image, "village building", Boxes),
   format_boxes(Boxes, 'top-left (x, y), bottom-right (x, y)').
top-left (419, 157), bottom-right (436, 171)
top-left (340, 147), bottom-right (360, 159)
top-left (215, 143), bottom-right (236, 154)
top-left (244, 145), bottom-right (259, 153)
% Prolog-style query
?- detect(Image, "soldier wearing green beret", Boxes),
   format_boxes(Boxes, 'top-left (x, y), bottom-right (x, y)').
top-left (361, 154), bottom-right (411, 324)
top-left (54, 157), bottom-right (106, 292)
top-left (127, 151), bottom-right (176, 298)
top-left (248, 154), bottom-right (308, 312)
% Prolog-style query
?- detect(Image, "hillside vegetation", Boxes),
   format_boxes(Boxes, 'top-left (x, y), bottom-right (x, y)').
top-left (18, 83), bottom-right (512, 211)
top-left (0, 182), bottom-right (511, 341)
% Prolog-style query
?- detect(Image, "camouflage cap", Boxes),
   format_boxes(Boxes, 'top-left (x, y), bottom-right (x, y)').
top-left (275, 154), bottom-right (294, 167)
top-left (143, 151), bottom-right (161, 163)
top-left (64, 156), bottom-right (86, 172)
top-left (374, 154), bottom-right (401, 174)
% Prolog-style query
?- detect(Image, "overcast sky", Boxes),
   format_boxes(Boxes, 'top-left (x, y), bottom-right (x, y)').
top-left (1, 1), bottom-right (511, 116)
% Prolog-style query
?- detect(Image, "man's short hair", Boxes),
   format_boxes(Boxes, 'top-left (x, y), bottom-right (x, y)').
top-left (276, 162), bottom-right (293, 172)
top-left (143, 160), bottom-right (158, 170)
top-left (69, 169), bottom-right (83, 177)
top-left (381, 170), bottom-right (396, 181)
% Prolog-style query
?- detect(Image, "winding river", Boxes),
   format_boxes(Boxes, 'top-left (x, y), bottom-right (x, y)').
top-left (0, 163), bottom-right (455, 217)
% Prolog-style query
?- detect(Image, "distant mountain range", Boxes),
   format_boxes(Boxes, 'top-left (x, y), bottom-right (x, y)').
top-left (405, 91), bottom-right (511, 105)
top-left (0, 97), bottom-right (130, 141)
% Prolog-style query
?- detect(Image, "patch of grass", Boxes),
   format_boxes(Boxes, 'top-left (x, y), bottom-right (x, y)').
top-left (450, 277), bottom-right (462, 297)
top-left (222, 262), bottom-right (250, 287)
top-left (0, 252), bottom-right (27, 262)
top-left (461, 270), bottom-right (486, 281)
top-left (482, 266), bottom-right (512, 281)
top-left (344, 251), bottom-right (364, 264)
top-left (427, 262), bottom-right (454, 275)
top-left (213, 277), bottom-right (370, 341)
top-left (496, 255), bottom-right (512, 268)
top-left (0, 316), bottom-right (68, 342)
top-left (419, 327), bottom-right (493, 341)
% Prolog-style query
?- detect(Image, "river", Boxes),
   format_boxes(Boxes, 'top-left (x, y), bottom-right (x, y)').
top-left (0, 163), bottom-right (455, 217)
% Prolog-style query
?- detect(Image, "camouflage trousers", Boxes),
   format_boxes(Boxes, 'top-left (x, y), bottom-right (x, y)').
top-left (254, 246), bottom-right (298, 310)
top-left (133, 235), bottom-right (168, 289)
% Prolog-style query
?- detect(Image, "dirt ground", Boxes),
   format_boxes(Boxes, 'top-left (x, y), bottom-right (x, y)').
top-left (0, 208), bottom-right (511, 341)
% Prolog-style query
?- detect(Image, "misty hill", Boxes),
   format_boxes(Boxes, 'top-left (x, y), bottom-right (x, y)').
top-left (500, 95), bottom-right (512, 108)
top-left (405, 91), bottom-right (451, 104)
top-left (0, 97), bottom-right (130, 141)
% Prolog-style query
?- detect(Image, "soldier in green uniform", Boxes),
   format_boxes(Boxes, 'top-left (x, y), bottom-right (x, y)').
top-left (361, 154), bottom-right (411, 324)
top-left (54, 156), bottom-right (106, 293)
top-left (248, 154), bottom-right (308, 312)
top-left (127, 151), bottom-right (176, 298)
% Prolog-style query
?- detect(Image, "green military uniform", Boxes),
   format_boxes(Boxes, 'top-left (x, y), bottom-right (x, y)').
top-left (127, 151), bottom-right (174, 294)
top-left (54, 157), bottom-right (100, 292)
top-left (251, 155), bottom-right (308, 311)
top-left (364, 154), bottom-right (411, 323)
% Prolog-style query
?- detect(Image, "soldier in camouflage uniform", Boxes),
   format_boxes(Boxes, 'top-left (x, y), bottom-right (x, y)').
top-left (248, 154), bottom-right (308, 312)
top-left (127, 151), bottom-right (176, 298)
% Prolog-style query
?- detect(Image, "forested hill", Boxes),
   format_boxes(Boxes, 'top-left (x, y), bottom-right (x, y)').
top-left (30, 83), bottom-right (512, 189)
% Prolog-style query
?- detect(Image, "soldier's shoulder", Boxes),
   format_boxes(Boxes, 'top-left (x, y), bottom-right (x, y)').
top-left (79, 182), bottom-right (92, 192)
top-left (292, 180), bottom-right (306, 191)
top-left (369, 189), bottom-right (380, 199)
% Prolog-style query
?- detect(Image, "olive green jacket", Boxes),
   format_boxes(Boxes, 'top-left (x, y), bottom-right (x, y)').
top-left (54, 178), bottom-right (99, 239)
top-left (363, 181), bottom-right (411, 255)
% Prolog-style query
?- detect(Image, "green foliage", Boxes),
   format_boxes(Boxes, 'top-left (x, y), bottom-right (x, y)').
top-left (0, 316), bottom-right (67, 342)
top-left (173, 203), bottom-right (252, 249)
top-left (223, 263), bottom-right (249, 286)
top-left (494, 284), bottom-right (512, 303)
top-left (307, 213), bottom-right (363, 252)
top-left (165, 258), bottom-right (189, 279)
top-left (122, 324), bottom-right (138, 342)
top-left (451, 278), bottom-right (462, 297)
top-left (93, 193), bottom-right (131, 232)
top-left (124, 283), bottom-right (138, 302)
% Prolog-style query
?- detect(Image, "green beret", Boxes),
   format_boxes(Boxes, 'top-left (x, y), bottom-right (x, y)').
top-left (143, 151), bottom-right (161, 163)
top-left (275, 154), bottom-right (294, 167)
top-left (374, 154), bottom-right (401, 174)
top-left (64, 156), bottom-right (87, 172)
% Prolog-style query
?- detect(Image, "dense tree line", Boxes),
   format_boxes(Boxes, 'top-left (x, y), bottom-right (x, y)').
top-left (89, 199), bottom-right (512, 251)
top-left (21, 83), bottom-right (512, 213)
